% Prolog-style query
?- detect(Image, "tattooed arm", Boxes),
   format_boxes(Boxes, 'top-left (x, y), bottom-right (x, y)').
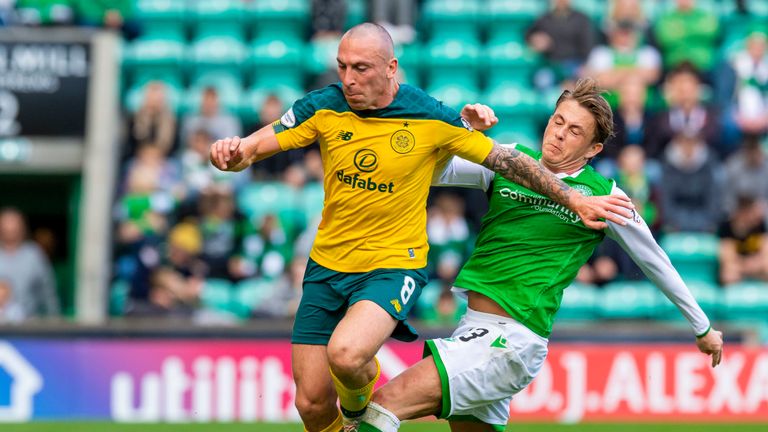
top-left (481, 143), bottom-right (633, 229)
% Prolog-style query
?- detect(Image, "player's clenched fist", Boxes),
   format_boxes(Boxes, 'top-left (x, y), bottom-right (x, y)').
top-left (210, 136), bottom-right (245, 171)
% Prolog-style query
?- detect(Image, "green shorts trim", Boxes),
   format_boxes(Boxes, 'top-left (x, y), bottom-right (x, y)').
top-left (423, 340), bottom-right (451, 419)
top-left (445, 415), bottom-right (506, 431)
top-left (292, 258), bottom-right (428, 345)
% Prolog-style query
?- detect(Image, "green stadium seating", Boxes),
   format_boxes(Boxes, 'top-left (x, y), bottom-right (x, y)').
top-left (723, 281), bottom-right (768, 322)
top-left (232, 278), bottom-right (274, 319)
top-left (483, 39), bottom-right (540, 89)
top-left (395, 43), bottom-right (423, 87)
top-left (485, 0), bottom-right (545, 44)
top-left (345, 0), bottom-right (367, 29)
top-left (598, 280), bottom-right (658, 319)
top-left (109, 279), bottom-right (130, 316)
top-left (654, 280), bottom-right (722, 322)
top-left (134, 0), bottom-right (187, 39)
top-left (481, 84), bottom-right (547, 120)
top-left (248, 38), bottom-right (305, 89)
top-left (659, 232), bottom-right (719, 284)
top-left (305, 36), bottom-right (341, 76)
top-left (237, 182), bottom-right (302, 222)
top-left (301, 182), bottom-right (325, 223)
top-left (201, 278), bottom-right (234, 313)
top-left (557, 281), bottom-right (599, 320)
top-left (422, 0), bottom-right (481, 44)
top-left (425, 38), bottom-right (481, 102)
top-left (249, 0), bottom-right (310, 42)
top-left (183, 70), bottom-right (243, 116)
top-left (486, 120), bottom-right (541, 150)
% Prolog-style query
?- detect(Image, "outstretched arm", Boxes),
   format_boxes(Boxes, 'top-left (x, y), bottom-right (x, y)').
top-left (210, 122), bottom-right (283, 172)
top-left (481, 143), bottom-right (633, 229)
top-left (605, 186), bottom-right (723, 367)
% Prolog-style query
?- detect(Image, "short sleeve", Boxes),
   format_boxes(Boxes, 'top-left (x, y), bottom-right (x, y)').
top-left (435, 121), bottom-right (494, 165)
top-left (273, 95), bottom-right (321, 151)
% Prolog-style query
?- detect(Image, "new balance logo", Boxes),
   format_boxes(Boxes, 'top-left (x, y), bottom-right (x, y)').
top-left (337, 131), bottom-right (354, 141)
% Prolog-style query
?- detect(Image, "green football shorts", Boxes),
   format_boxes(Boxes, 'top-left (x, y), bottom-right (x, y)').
top-left (291, 258), bottom-right (428, 345)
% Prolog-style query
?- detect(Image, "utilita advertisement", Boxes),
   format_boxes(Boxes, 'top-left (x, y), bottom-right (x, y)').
top-left (0, 339), bottom-right (766, 422)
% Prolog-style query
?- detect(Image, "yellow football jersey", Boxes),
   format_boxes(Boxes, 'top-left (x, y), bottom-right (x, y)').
top-left (273, 83), bottom-right (492, 272)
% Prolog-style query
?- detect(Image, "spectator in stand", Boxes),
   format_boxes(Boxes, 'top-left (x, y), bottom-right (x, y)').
top-left (371, 0), bottom-right (416, 44)
top-left (729, 30), bottom-right (768, 136)
top-left (125, 267), bottom-right (194, 318)
top-left (723, 134), bottom-right (768, 213)
top-left (654, 0), bottom-right (720, 74)
top-left (0, 208), bottom-right (59, 319)
top-left (581, 19), bottom-right (661, 94)
top-left (15, 0), bottom-right (73, 26)
top-left (604, 0), bottom-right (649, 38)
top-left (645, 62), bottom-right (722, 159)
top-left (600, 75), bottom-right (653, 165)
top-left (198, 188), bottom-right (254, 281)
top-left (311, 0), bottom-right (346, 40)
top-left (180, 87), bottom-right (242, 148)
top-left (526, 0), bottom-right (595, 88)
top-left (0, 278), bottom-right (24, 323)
top-left (124, 81), bottom-right (177, 162)
top-left (718, 196), bottom-right (768, 285)
top-left (660, 132), bottom-right (722, 233)
top-left (256, 94), bottom-right (307, 178)
top-left (426, 192), bottom-right (470, 275)
top-left (179, 129), bottom-right (248, 204)
top-left (252, 255), bottom-right (308, 319)
top-left (73, 0), bottom-right (138, 38)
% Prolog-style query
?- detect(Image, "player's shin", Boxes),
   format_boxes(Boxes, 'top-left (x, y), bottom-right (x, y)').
top-left (306, 410), bottom-right (343, 432)
top-left (358, 402), bottom-right (400, 432)
top-left (330, 356), bottom-right (381, 419)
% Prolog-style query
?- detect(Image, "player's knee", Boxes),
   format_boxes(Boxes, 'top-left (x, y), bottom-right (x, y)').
top-left (370, 385), bottom-right (398, 408)
top-left (294, 391), bottom-right (336, 419)
top-left (327, 341), bottom-right (368, 377)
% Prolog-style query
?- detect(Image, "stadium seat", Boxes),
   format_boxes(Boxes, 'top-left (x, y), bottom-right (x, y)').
top-left (481, 84), bottom-right (547, 120)
top-left (133, 0), bottom-right (188, 39)
top-left (654, 280), bottom-right (722, 322)
top-left (483, 39), bottom-right (540, 90)
top-left (249, 0), bottom-right (310, 42)
top-left (723, 281), bottom-right (768, 322)
top-left (395, 43), bottom-right (423, 87)
top-left (425, 39), bottom-right (481, 108)
top-left (345, 0), bottom-right (367, 29)
top-left (248, 38), bottom-right (305, 89)
top-left (232, 278), bottom-right (274, 319)
top-left (598, 281), bottom-right (658, 319)
top-left (201, 278), bottom-right (234, 313)
top-left (109, 279), bottom-right (130, 316)
top-left (659, 232), bottom-right (719, 284)
top-left (557, 281), bottom-right (599, 320)
top-left (237, 182), bottom-right (302, 222)
top-left (486, 120), bottom-right (542, 150)
top-left (485, 0), bottom-right (546, 44)
top-left (305, 36), bottom-right (342, 76)
top-left (421, 0), bottom-right (481, 44)
top-left (301, 182), bottom-right (325, 223)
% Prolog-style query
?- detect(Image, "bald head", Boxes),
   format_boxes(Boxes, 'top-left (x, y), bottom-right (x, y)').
top-left (336, 22), bottom-right (400, 110)
top-left (342, 23), bottom-right (395, 61)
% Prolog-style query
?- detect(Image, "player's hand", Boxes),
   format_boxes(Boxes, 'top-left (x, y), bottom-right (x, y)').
top-left (696, 328), bottom-right (723, 368)
top-left (460, 103), bottom-right (498, 131)
top-left (210, 136), bottom-right (246, 171)
top-left (572, 194), bottom-right (634, 230)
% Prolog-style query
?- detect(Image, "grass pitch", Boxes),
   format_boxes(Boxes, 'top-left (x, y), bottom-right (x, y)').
top-left (3, 423), bottom-right (767, 432)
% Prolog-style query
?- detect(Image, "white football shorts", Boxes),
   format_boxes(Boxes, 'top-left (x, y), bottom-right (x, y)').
top-left (424, 307), bottom-right (548, 429)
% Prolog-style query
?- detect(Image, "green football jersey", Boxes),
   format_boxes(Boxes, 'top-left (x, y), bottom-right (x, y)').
top-left (453, 145), bottom-right (614, 338)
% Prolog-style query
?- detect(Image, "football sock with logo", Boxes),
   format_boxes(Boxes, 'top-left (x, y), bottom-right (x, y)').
top-left (359, 402), bottom-right (400, 432)
top-left (330, 357), bottom-right (381, 418)
top-left (305, 410), bottom-right (343, 432)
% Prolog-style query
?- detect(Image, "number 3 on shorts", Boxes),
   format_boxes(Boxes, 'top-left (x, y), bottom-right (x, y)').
top-left (401, 276), bottom-right (416, 304)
